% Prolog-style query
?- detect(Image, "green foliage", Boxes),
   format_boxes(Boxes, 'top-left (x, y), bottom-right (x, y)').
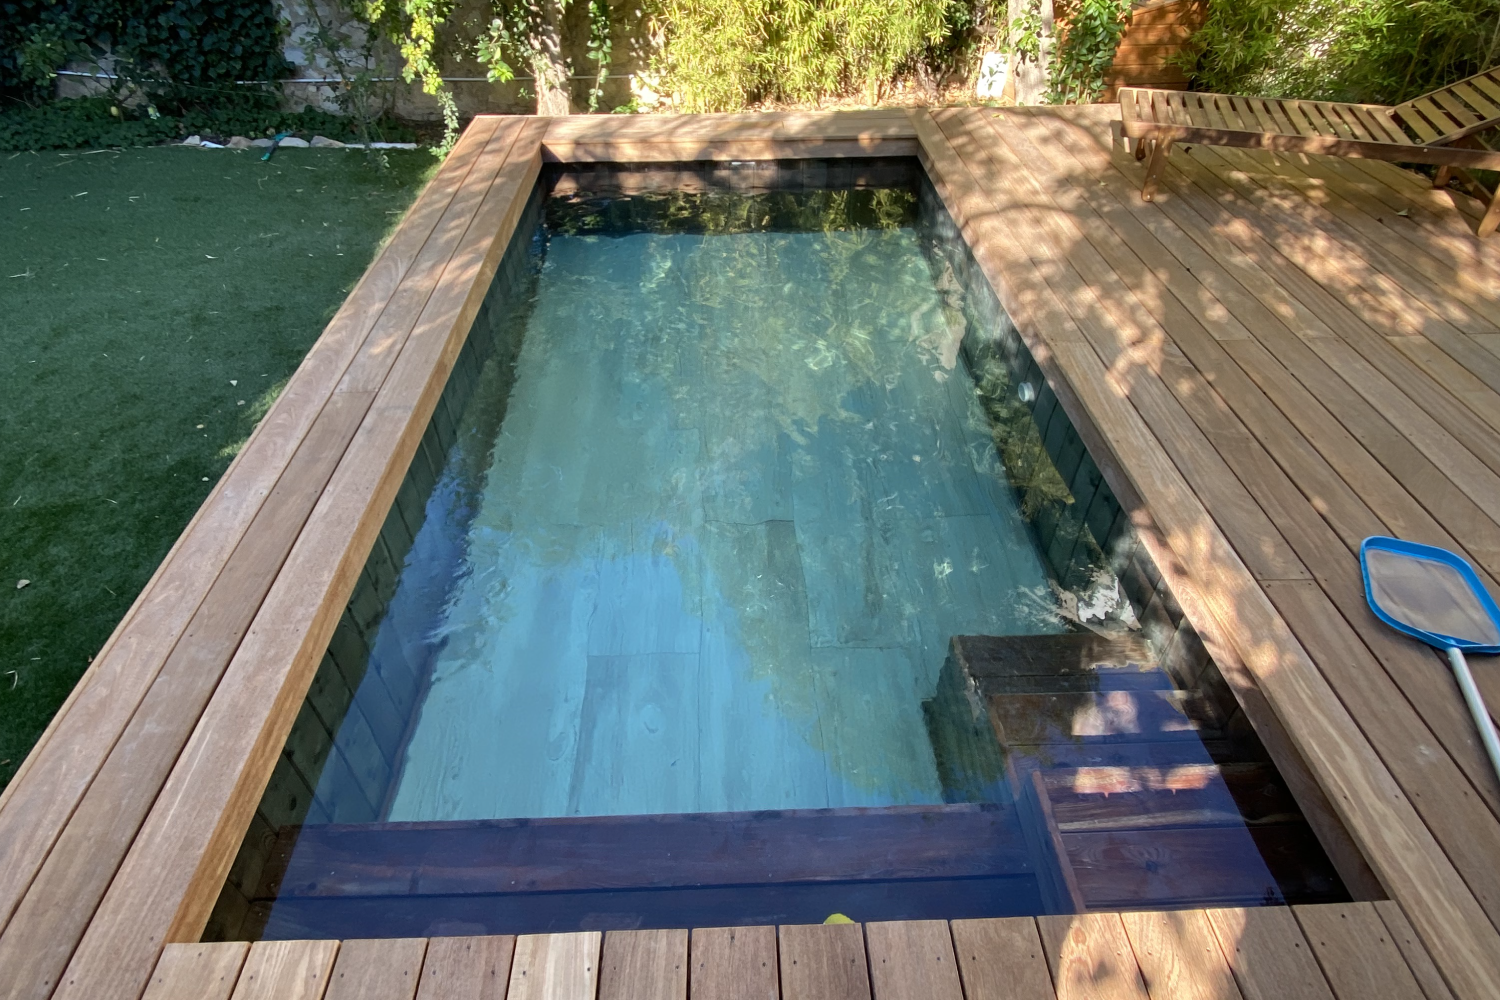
top-left (1010, 3), bottom-right (1042, 64)
top-left (1048, 0), bottom-right (1130, 103)
top-left (1183, 0), bottom-right (1500, 105)
top-left (0, 94), bottom-right (416, 151)
top-left (647, 0), bottom-right (957, 112)
top-left (1, 0), bottom-right (290, 99)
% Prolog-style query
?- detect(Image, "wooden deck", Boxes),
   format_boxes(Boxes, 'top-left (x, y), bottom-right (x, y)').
top-left (142, 905), bottom-right (1446, 1000)
top-left (2, 105), bottom-right (1500, 999)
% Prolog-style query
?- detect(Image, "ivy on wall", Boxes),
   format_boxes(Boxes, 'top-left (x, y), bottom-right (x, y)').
top-left (1, 0), bottom-right (290, 100)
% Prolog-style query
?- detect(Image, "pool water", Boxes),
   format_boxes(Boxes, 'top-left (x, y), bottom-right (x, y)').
top-left (211, 163), bottom-right (1348, 939)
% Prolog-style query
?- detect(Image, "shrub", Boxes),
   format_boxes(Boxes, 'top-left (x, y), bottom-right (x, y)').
top-left (1183, 0), bottom-right (1500, 105)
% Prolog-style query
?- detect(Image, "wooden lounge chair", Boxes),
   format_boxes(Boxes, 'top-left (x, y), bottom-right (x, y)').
top-left (1118, 67), bottom-right (1500, 236)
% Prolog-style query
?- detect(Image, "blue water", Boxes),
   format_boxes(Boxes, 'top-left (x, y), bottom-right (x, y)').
top-left (380, 220), bottom-right (1062, 821)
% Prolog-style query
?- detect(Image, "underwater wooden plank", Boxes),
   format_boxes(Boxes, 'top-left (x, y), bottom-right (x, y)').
top-left (599, 929), bottom-right (689, 1000)
top-left (691, 926), bottom-right (778, 1000)
top-left (142, 942), bottom-right (250, 1000)
top-left (949, 918), bottom-right (1055, 1000)
top-left (262, 805), bottom-right (1031, 898)
top-left (779, 923), bottom-right (871, 1000)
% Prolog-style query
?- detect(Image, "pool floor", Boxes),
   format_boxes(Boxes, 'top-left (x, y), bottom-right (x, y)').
top-left (382, 219), bottom-right (1062, 821)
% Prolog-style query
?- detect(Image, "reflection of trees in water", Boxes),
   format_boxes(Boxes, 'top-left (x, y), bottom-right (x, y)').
top-left (546, 187), bottom-right (919, 238)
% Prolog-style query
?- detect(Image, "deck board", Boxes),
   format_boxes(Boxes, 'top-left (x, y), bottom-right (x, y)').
top-left (599, 929), bottom-right (688, 1000)
top-left (414, 936), bottom-right (514, 1000)
top-left (778, 923), bottom-right (870, 1000)
top-left (918, 105), bottom-right (1500, 999)
top-left (6, 106), bottom-right (1500, 1000)
top-left (1203, 908), bottom-right (1334, 1000)
top-left (142, 943), bottom-right (249, 1000)
top-left (1293, 903), bottom-right (1427, 1000)
top-left (950, 918), bottom-right (1055, 1000)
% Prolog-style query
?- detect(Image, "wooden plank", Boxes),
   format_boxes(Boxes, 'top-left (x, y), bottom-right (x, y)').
top-left (229, 939), bottom-right (339, 1000)
top-left (599, 929), bottom-right (688, 1000)
top-left (1195, 144), bottom-right (1498, 338)
top-left (950, 918), bottom-right (1054, 1000)
top-left (0, 112), bottom-right (501, 948)
top-left (1037, 913), bottom-right (1150, 1000)
top-left (324, 938), bottom-right (427, 1000)
top-left (142, 942), bottom-right (249, 1000)
top-left (690, 926), bottom-right (778, 1000)
top-left (1204, 907), bottom-right (1334, 1000)
top-left (865, 921), bottom-right (964, 1000)
top-left (1373, 902), bottom-right (1458, 1000)
top-left (1451, 82), bottom-right (1500, 121)
top-left (1119, 909), bottom-right (1243, 1000)
top-left (414, 935), bottom-right (515, 1000)
top-left (919, 108), bottom-right (1500, 1000)
top-left (1294, 903), bottom-right (1426, 1000)
top-left (46, 120), bottom-right (546, 1000)
top-left (779, 923), bottom-right (870, 1000)
top-left (508, 933), bottom-right (601, 1000)
top-left (1201, 145), bottom-right (1500, 331)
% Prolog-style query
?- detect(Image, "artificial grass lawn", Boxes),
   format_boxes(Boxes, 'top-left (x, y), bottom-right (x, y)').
top-left (0, 145), bottom-right (438, 791)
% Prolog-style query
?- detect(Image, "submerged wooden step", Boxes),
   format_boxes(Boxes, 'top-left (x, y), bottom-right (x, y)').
top-left (1035, 763), bottom-right (1301, 832)
top-left (1027, 764), bottom-right (1344, 911)
top-left (256, 803), bottom-right (1032, 901)
top-left (987, 690), bottom-right (1224, 745)
top-left (952, 633), bottom-right (1157, 695)
top-left (1059, 822), bottom-right (1346, 909)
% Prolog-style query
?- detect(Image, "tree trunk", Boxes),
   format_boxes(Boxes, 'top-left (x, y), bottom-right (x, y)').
top-left (528, 0), bottom-right (572, 115)
top-left (1008, 0), bottom-right (1055, 105)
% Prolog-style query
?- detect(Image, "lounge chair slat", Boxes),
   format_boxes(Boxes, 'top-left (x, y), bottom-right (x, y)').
top-left (1287, 101), bottom-right (1331, 137)
top-left (1410, 97), bottom-right (1463, 136)
top-left (1396, 104), bottom-right (1444, 144)
top-left (1238, 97), bottom-right (1277, 134)
top-left (1221, 97), bottom-right (1253, 132)
top-left (1198, 95), bottom-right (1228, 130)
top-left (1272, 99), bottom-right (1308, 135)
top-left (1454, 82), bottom-right (1500, 120)
top-left (1469, 72), bottom-right (1500, 107)
top-left (1259, 99), bottom-right (1299, 136)
top-left (1169, 91), bottom-right (1195, 127)
top-left (1431, 91), bottom-right (1485, 132)
top-left (1218, 95), bottom-right (1249, 131)
top-left (1330, 105), bottom-right (1375, 142)
top-left (1354, 107), bottom-right (1413, 145)
top-left (1153, 90), bottom-right (1177, 128)
top-left (1322, 104), bottom-right (1362, 141)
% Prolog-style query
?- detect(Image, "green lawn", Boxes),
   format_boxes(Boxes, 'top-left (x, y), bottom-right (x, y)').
top-left (0, 145), bottom-right (437, 791)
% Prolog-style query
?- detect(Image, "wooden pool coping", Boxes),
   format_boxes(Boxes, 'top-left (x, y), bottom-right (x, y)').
top-left (2, 107), bottom-right (1499, 1000)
